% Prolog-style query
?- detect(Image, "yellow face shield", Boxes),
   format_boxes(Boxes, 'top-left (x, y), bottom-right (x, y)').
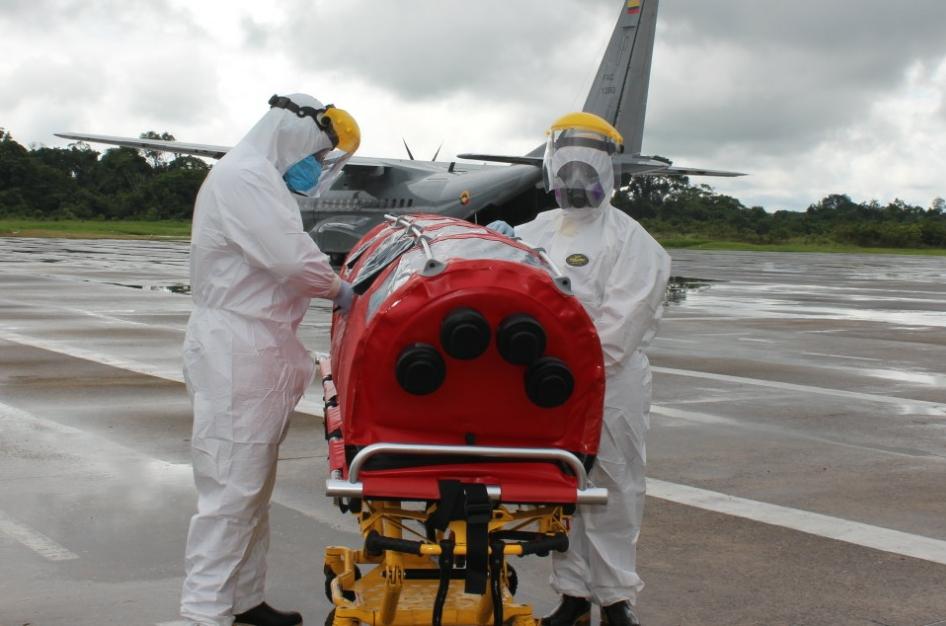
top-left (322, 107), bottom-right (360, 154)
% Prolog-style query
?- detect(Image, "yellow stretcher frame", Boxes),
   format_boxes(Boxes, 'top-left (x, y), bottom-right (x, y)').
top-left (324, 500), bottom-right (571, 626)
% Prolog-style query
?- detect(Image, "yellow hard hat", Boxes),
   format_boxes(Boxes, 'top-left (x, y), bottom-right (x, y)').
top-left (322, 106), bottom-right (361, 154)
top-left (548, 112), bottom-right (623, 152)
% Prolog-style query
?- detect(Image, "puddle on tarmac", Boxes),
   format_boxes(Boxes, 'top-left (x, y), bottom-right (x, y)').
top-left (665, 276), bottom-right (719, 305)
top-left (104, 282), bottom-right (191, 295)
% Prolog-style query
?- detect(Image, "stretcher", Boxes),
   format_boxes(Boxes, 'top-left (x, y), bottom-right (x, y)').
top-left (319, 215), bottom-right (607, 626)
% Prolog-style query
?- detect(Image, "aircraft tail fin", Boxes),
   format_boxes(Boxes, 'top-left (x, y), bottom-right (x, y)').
top-left (583, 0), bottom-right (658, 154)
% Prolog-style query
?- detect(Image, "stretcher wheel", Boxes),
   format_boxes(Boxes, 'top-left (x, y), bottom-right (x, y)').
top-left (323, 564), bottom-right (361, 602)
top-left (335, 497), bottom-right (362, 514)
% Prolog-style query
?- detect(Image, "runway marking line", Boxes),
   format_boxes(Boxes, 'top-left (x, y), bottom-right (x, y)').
top-left (648, 479), bottom-right (946, 567)
top-left (6, 327), bottom-right (944, 418)
top-left (0, 329), bottom-right (324, 418)
top-left (0, 509), bottom-right (79, 562)
top-left (4, 399), bottom-right (946, 570)
top-left (653, 365), bottom-right (946, 410)
top-left (652, 404), bottom-right (946, 461)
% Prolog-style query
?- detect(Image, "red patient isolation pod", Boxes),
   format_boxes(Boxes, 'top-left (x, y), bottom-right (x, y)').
top-left (322, 214), bottom-right (606, 505)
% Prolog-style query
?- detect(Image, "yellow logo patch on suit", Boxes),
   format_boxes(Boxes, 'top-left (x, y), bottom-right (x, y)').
top-left (566, 253), bottom-right (590, 267)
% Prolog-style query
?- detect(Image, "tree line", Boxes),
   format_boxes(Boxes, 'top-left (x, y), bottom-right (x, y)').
top-left (2, 127), bottom-right (944, 248)
top-left (614, 175), bottom-right (946, 249)
top-left (0, 129), bottom-right (208, 221)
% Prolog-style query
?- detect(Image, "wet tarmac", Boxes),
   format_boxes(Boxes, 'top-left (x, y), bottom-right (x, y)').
top-left (1, 238), bottom-right (945, 626)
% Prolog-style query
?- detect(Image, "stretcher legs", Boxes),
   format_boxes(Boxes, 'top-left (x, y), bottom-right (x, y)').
top-left (323, 500), bottom-right (571, 626)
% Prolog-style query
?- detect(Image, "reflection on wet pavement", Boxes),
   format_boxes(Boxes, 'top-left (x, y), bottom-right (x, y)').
top-left (104, 282), bottom-right (192, 295)
top-left (666, 250), bottom-right (946, 328)
top-left (2, 239), bottom-right (946, 625)
top-left (664, 276), bottom-right (718, 305)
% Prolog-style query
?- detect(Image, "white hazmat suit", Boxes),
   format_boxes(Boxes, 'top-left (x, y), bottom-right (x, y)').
top-left (180, 94), bottom-right (342, 625)
top-left (517, 133), bottom-right (670, 608)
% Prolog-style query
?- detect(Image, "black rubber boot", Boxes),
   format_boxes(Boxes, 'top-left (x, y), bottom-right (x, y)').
top-left (601, 600), bottom-right (641, 626)
top-left (233, 602), bottom-right (303, 626)
top-left (540, 595), bottom-right (591, 626)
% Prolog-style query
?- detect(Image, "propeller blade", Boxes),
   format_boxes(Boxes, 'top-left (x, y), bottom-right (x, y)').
top-left (402, 138), bottom-right (415, 161)
top-left (431, 141), bottom-right (444, 162)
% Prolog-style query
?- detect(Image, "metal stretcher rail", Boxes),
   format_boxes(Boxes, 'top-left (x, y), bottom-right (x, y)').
top-left (325, 442), bottom-right (608, 505)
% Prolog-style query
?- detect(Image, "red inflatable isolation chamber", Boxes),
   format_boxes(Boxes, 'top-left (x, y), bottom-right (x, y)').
top-left (322, 215), bottom-right (605, 505)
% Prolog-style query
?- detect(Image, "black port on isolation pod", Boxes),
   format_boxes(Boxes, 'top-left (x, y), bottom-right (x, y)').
top-left (525, 357), bottom-right (574, 408)
top-left (497, 314), bottom-right (547, 365)
top-left (396, 344), bottom-right (446, 395)
top-left (440, 308), bottom-right (491, 360)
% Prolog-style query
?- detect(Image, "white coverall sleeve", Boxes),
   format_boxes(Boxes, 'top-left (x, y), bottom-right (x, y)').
top-left (217, 169), bottom-right (341, 299)
top-left (596, 231), bottom-right (671, 368)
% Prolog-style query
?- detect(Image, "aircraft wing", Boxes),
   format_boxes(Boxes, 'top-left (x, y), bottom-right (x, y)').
top-left (459, 152), bottom-right (745, 178)
top-left (616, 155), bottom-right (746, 177)
top-left (456, 153), bottom-right (543, 167)
top-left (660, 165), bottom-right (745, 177)
top-left (55, 132), bottom-right (231, 159)
top-left (54, 132), bottom-right (417, 178)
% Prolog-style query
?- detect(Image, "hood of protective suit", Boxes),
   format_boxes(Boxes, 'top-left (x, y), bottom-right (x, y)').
top-left (544, 134), bottom-right (617, 215)
top-left (229, 92), bottom-right (337, 175)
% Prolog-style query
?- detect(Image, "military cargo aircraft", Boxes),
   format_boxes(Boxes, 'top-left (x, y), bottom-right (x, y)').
top-left (56, 0), bottom-right (741, 263)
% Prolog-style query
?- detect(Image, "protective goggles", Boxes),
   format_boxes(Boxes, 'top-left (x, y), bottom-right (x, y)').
top-left (268, 94), bottom-right (340, 149)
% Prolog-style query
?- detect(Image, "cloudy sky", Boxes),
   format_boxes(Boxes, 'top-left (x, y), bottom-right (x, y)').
top-left (2, 0), bottom-right (945, 212)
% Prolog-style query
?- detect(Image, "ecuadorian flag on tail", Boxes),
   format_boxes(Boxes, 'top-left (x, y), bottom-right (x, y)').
top-left (626, 0), bottom-right (641, 15)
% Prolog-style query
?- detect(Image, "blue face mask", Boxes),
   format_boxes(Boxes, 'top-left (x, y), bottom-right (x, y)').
top-left (283, 155), bottom-right (322, 197)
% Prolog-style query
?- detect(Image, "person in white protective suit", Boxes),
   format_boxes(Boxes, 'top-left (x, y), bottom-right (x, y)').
top-left (180, 93), bottom-right (360, 626)
top-left (489, 112), bottom-right (670, 626)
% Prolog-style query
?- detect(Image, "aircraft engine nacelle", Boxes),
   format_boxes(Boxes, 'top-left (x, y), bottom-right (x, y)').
top-left (329, 215), bottom-right (606, 474)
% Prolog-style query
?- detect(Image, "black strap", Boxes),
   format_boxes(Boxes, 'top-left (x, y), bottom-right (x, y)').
top-left (432, 539), bottom-right (455, 626)
top-left (489, 539), bottom-right (505, 626)
top-left (267, 94), bottom-right (339, 147)
top-left (426, 480), bottom-right (464, 536)
top-left (426, 481), bottom-right (493, 596)
top-left (463, 484), bottom-right (491, 595)
top-left (268, 94), bottom-right (327, 126)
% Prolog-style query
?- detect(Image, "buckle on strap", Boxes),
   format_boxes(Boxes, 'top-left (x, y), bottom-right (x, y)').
top-left (464, 498), bottom-right (492, 524)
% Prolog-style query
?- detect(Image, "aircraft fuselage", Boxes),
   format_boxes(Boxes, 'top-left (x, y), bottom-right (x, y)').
top-left (303, 159), bottom-right (543, 257)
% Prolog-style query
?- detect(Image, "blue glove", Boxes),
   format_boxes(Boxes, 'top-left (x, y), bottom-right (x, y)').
top-left (487, 220), bottom-right (515, 237)
top-left (333, 280), bottom-right (354, 315)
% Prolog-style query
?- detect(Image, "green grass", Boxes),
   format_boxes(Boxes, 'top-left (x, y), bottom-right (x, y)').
top-left (2, 220), bottom-right (945, 256)
top-left (0, 219), bottom-right (191, 239)
top-left (658, 237), bottom-right (946, 256)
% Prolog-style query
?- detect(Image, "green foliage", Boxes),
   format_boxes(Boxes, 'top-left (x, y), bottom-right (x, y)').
top-left (139, 130), bottom-right (178, 169)
top-left (0, 130), bottom-right (209, 221)
top-left (0, 218), bottom-right (191, 238)
top-left (1, 126), bottom-right (944, 250)
top-left (614, 178), bottom-right (946, 250)
top-left (657, 238), bottom-right (946, 256)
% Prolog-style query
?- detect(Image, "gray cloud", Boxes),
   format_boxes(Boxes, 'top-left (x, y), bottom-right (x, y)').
top-left (277, 0), bottom-right (614, 104)
top-left (1, 0), bottom-right (216, 141)
top-left (244, 0), bottom-right (946, 167)
top-left (0, 0), bottom-right (203, 36)
top-left (126, 54), bottom-right (220, 126)
top-left (2, 0), bottom-right (944, 211)
top-left (0, 57), bottom-right (102, 110)
top-left (241, 16), bottom-right (270, 49)
top-left (646, 1), bottom-right (946, 158)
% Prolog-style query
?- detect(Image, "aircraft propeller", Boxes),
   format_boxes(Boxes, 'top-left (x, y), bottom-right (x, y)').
top-left (402, 138), bottom-right (415, 161)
